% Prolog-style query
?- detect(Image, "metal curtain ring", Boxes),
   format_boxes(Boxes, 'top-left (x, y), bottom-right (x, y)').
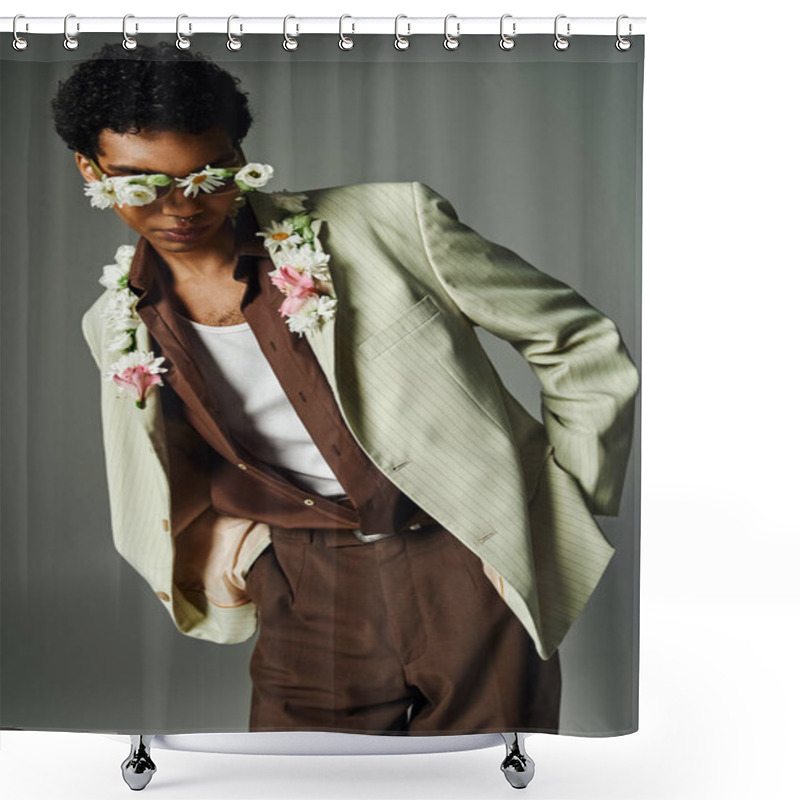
top-left (443, 14), bottom-right (460, 50)
top-left (553, 14), bottom-right (570, 51)
top-left (64, 14), bottom-right (79, 50)
top-left (227, 16), bottom-right (242, 51)
top-left (616, 14), bottom-right (632, 51)
top-left (394, 14), bottom-right (410, 50)
top-left (176, 14), bottom-right (191, 49)
top-left (339, 14), bottom-right (355, 50)
top-left (283, 15), bottom-right (299, 51)
top-left (499, 14), bottom-right (515, 50)
top-left (12, 14), bottom-right (28, 51)
top-left (122, 14), bottom-right (138, 50)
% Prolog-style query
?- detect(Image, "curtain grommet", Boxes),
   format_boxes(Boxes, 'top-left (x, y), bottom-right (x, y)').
top-left (394, 15), bottom-right (411, 50)
top-left (339, 14), bottom-right (355, 50)
top-left (443, 14), bottom-right (460, 51)
top-left (63, 14), bottom-right (79, 50)
top-left (122, 14), bottom-right (138, 51)
top-left (176, 14), bottom-right (191, 50)
top-left (226, 16), bottom-right (242, 51)
top-left (283, 15), bottom-right (299, 51)
top-left (615, 15), bottom-right (633, 51)
top-left (553, 14), bottom-right (570, 51)
top-left (12, 14), bottom-right (29, 51)
top-left (499, 14), bottom-right (515, 50)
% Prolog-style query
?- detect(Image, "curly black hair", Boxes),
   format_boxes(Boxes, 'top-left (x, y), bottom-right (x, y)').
top-left (51, 41), bottom-right (254, 160)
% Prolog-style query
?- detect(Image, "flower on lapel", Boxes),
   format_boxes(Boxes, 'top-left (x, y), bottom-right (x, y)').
top-left (98, 244), bottom-right (166, 409)
top-left (257, 191), bottom-right (337, 338)
top-left (104, 350), bottom-right (167, 409)
top-left (271, 265), bottom-right (317, 314)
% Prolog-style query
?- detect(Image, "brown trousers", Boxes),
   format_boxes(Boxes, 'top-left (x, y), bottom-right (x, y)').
top-left (244, 523), bottom-right (561, 736)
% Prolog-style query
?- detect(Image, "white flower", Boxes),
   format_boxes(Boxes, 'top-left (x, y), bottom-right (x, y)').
top-left (270, 244), bottom-right (331, 281)
top-left (100, 288), bottom-right (139, 332)
top-left (175, 166), bottom-right (228, 198)
top-left (284, 294), bottom-right (338, 337)
top-left (115, 244), bottom-right (136, 267)
top-left (108, 329), bottom-right (135, 351)
top-left (105, 350), bottom-right (168, 408)
top-left (104, 349), bottom-right (167, 383)
top-left (256, 219), bottom-right (305, 253)
top-left (99, 262), bottom-right (128, 290)
top-left (84, 177), bottom-right (118, 209)
top-left (99, 245), bottom-right (135, 290)
top-left (271, 191), bottom-right (309, 214)
top-left (115, 181), bottom-right (158, 207)
top-left (235, 162), bottom-right (275, 190)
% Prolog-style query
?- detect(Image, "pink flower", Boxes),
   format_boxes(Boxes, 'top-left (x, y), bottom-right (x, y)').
top-left (270, 265), bottom-right (317, 316)
top-left (113, 365), bottom-right (165, 408)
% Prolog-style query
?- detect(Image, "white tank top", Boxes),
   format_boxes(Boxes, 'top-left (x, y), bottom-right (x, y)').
top-left (176, 314), bottom-right (346, 498)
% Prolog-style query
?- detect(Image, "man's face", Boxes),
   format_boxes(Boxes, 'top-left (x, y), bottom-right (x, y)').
top-left (75, 126), bottom-right (244, 254)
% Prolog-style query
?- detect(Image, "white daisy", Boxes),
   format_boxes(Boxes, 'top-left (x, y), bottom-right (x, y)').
top-left (175, 167), bottom-right (228, 198)
top-left (256, 219), bottom-right (305, 253)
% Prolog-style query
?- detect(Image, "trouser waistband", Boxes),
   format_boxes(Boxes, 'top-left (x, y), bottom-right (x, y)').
top-left (271, 521), bottom-right (442, 548)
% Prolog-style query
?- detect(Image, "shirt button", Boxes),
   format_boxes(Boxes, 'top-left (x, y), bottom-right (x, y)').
top-left (155, 591), bottom-right (170, 602)
top-left (304, 498), bottom-right (315, 506)
top-left (237, 462), bottom-right (248, 470)
top-left (162, 518), bottom-right (170, 532)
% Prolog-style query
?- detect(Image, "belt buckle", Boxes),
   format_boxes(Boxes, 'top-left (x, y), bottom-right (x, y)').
top-left (352, 529), bottom-right (397, 543)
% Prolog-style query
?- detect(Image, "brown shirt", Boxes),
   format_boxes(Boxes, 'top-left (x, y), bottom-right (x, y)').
top-left (126, 198), bottom-right (433, 537)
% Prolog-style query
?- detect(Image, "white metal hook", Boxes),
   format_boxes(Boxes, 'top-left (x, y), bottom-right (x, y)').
top-left (12, 14), bottom-right (28, 51)
top-left (394, 15), bottom-right (411, 50)
top-left (176, 14), bottom-right (191, 50)
top-left (554, 14), bottom-right (571, 51)
top-left (616, 15), bottom-right (632, 51)
top-left (122, 14), bottom-right (137, 51)
top-left (64, 13), bottom-right (79, 50)
top-left (499, 14), bottom-right (516, 51)
top-left (444, 14), bottom-right (460, 51)
top-left (283, 15), bottom-right (299, 51)
top-left (339, 14), bottom-right (355, 50)
top-left (227, 15), bottom-right (242, 51)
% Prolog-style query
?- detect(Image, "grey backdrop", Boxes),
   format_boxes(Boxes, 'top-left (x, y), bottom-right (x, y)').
top-left (0, 33), bottom-right (643, 736)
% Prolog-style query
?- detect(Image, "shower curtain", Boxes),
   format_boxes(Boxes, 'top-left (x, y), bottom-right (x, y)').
top-left (0, 30), bottom-right (643, 738)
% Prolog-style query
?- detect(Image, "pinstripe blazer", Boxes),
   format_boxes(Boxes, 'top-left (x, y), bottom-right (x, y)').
top-left (81, 181), bottom-right (640, 661)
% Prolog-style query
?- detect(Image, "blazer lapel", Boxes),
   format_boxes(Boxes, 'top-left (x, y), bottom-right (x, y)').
top-left (248, 190), bottom-right (343, 405)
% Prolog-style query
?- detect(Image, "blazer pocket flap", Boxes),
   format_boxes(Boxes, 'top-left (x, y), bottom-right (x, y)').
top-left (359, 295), bottom-right (441, 359)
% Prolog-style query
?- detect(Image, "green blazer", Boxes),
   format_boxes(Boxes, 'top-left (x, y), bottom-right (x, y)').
top-left (81, 181), bottom-right (640, 661)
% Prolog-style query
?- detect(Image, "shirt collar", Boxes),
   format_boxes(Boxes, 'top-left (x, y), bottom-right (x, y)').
top-left (126, 195), bottom-right (267, 300)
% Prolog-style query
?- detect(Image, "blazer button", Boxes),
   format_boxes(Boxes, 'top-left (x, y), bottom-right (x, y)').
top-left (155, 591), bottom-right (170, 602)
top-left (237, 462), bottom-right (248, 470)
top-left (304, 498), bottom-right (315, 506)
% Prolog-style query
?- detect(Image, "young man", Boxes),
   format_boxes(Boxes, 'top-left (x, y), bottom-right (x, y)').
top-left (54, 42), bottom-right (640, 735)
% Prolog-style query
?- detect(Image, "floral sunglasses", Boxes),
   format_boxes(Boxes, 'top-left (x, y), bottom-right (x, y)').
top-left (84, 154), bottom-right (274, 209)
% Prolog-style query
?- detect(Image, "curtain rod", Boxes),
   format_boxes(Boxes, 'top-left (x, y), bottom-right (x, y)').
top-left (1, 15), bottom-right (646, 37)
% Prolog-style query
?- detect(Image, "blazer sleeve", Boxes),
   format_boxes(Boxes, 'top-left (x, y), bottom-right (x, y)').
top-left (410, 180), bottom-right (640, 517)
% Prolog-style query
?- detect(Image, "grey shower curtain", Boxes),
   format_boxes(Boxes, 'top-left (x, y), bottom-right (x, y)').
top-left (1, 32), bottom-right (643, 736)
